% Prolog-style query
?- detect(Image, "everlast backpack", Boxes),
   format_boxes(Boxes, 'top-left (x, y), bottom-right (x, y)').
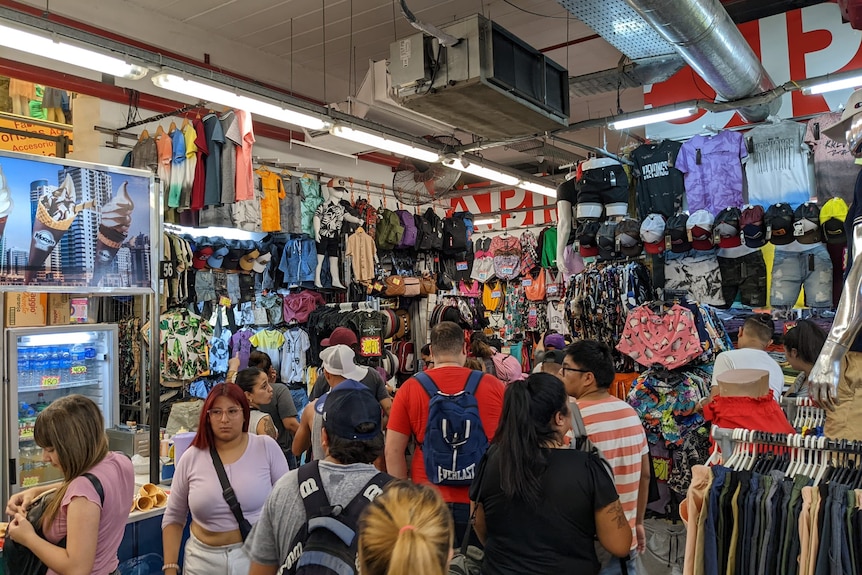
top-left (281, 461), bottom-right (392, 575)
top-left (414, 370), bottom-right (488, 485)
top-left (395, 209), bottom-right (418, 248)
top-left (376, 209), bottom-right (404, 251)
top-left (442, 216), bottom-right (468, 256)
top-left (421, 208), bottom-right (444, 251)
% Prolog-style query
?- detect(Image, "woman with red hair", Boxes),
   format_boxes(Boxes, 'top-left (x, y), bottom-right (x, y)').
top-left (161, 383), bottom-right (289, 575)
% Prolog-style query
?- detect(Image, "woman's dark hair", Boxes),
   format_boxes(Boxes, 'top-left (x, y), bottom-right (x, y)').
top-left (327, 425), bottom-right (385, 464)
top-left (191, 383), bottom-right (250, 450)
top-left (470, 331), bottom-right (494, 359)
top-left (564, 340), bottom-right (615, 389)
top-left (493, 373), bottom-right (569, 506)
top-left (235, 367), bottom-right (267, 394)
top-left (248, 350), bottom-right (273, 371)
top-left (784, 319), bottom-right (827, 365)
top-left (420, 344), bottom-right (431, 357)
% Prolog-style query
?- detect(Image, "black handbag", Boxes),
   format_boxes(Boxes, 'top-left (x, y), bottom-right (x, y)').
top-left (210, 446), bottom-right (253, 540)
top-left (3, 473), bottom-right (104, 575)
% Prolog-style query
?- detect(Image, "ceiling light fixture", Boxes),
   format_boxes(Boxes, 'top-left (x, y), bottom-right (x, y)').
top-left (519, 180), bottom-right (557, 198)
top-left (473, 216), bottom-right (501, 226)
top-left (442, 157), bottom-right (520, 187)
top-left (330, 124), bottom-right (440, 162)
top-left (0, 22), bottom-right (148, 79)
top-left (152, 72), bottom-right (332, 131)
top-left (802, 73), bottom-right (862, 95)
top-left (608, 106), bottom-right (698, 130)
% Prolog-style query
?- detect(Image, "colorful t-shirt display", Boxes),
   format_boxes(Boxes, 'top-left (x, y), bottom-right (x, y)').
top-left (250, 329), bottom-right (286, 373)
top-left (256, 169), bottom-right (286, 233)
top-left (632, 139), bottom-right (685, 218)
top-left (805, 111), bottom-right (861, 204)
top-left (745, 120), bottom-right (810, 209)
top-left (675, 131), bottom-right (748, 214)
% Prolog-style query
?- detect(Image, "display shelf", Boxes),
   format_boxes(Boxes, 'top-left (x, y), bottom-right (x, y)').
top-left (18, 377), bottom-right (102, 392)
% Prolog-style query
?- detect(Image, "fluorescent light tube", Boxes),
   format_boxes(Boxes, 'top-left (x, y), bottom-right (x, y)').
top-left (152, 72), bottom-right (331, 131)
top-left (442, 158), bottom-right (520, 187)
top-left (520, 180), bottom-right (557, 197)
top-left (803, 74), bottom-right (862, 95)
top-left (608, 107), bottom-right (698, 130)
top-left (331, 125), bottom-right (440, 162)
top-left (0, 23), bottom-right (147, 79)
top-left (473, 216), bottom-right (500, 226)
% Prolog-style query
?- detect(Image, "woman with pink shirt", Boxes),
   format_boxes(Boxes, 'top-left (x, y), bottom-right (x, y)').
top-left (161, 383), bottom-right (288, 575)
top-left (5, 394), bottom-right (135, 575)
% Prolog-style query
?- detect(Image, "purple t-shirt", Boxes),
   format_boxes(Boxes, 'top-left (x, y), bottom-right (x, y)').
top-left (676, 130), bottom-right (748, 214)
top-left (230, 329), bottom-right (255, 370)
top-left (44, 452), bottom-right (135, 575)
top-left (162, 433), bottom-right (288, 532)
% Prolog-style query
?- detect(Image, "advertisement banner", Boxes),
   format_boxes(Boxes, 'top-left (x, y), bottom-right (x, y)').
top-left (0, 151), bottom-right (153, 288)
top-left (0, 116), bottom-right (73, 157)
top-left (448, 188), bottom-right (558, 229)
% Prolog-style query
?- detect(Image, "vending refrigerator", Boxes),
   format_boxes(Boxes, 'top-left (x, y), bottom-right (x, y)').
top-left (3, 324), bottom-right (119, 505)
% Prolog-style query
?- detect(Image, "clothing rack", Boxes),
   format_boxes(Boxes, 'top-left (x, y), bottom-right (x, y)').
top-left (117, 102), bottom-right (206, 131)
top-left (711, 425), bottom-right (860, 466)
top-left (324, 301), bottom-right (379, 311)
top-left (780, 396), bottom-right (826, 434)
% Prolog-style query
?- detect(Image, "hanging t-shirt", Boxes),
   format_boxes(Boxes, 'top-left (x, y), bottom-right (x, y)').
top-left (190, 118), bottom-right (208, 211)
top-left (250, 329), bottom-right (286, 374)
top-left (156, 132), bottom-right (172, 190)
top-left (314, 201), bottom-right (347, 239)
top-left (202, 113), bottom-right (225, 206)
top-left (167, 128), bottom-right (186, 208)
top-left (230, 329), bottom-right (255, 370)
top-left (805, 111), bottom-right (860, 204)
top-left (676, 131), bottom-right (747, 214)
top-left (235, 110), bottom-right (256, 202)
top-left (256, 169), bottom-right (286, 233)
top-left (745, 120), bottom-right (810, 209)
top-left (219, 110), bottom-right (241, 205)
top-left (180, 123), bottom-right (197, 210)
top-left (280, 328), bottom-right (310, 384)
top-left (280, 176), bottom-right (303, 234)
top-left (301, 177), bottom-right (325, 235)
top-left (541, 227), bottom-right (558, 269)
top-left (631, 139), bottom-right (685, 218)
top-left (547, 300), bottom-right (568, 335)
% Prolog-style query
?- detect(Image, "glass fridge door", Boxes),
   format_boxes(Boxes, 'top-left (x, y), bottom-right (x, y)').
top-left (8, 324), bottom-right (118, 491)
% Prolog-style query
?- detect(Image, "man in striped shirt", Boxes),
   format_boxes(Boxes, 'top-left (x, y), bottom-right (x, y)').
top-left (562, 341), bottom-right (650, 575)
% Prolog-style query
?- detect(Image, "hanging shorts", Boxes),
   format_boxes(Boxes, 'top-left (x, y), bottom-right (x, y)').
top-left (717, 251), bottom-right (767, 308)
top-left (770, 244), bottom-right (833, 308)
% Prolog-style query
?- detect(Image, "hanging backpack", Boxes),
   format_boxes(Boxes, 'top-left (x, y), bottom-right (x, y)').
top-left (414, 370), bottom-right (488, 485)
top-left (421, 208), bottom-right (444, 251)
top-left (396, 209), bottom-right (418, 248)
top-left (442, 216), bottom-right (468, 256)
top-left (280, 461), bottom-right (393, 575)
top-left (376, 209), bottom-right (404, 251)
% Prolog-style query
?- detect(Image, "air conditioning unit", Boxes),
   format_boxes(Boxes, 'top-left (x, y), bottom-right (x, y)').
top-left (389, 14), bottom-right (569, 140)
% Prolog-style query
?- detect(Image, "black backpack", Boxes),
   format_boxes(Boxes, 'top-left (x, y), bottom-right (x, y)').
top-left (419, 208), bottom-right (443, 251)
top-left (281, 461), bottom-right (393, 575)
top-left (442, 216), bottom-right (468, 256)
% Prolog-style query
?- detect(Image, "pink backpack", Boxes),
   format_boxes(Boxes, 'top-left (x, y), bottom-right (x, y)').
top-left (491, 350), bottom-right (524, 384)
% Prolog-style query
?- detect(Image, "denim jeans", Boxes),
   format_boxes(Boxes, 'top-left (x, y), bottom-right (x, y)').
top-left (290, 388), bottom-right (309, 421)
top-left (703, 465), bottom-right (727, 575)
top-left (598, 550), bottom-right (638, 575)
top-left (770, 244), bottom-right (833, 307)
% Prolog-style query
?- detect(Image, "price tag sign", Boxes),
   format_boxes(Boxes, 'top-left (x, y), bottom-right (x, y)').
top-left (456, 261), bottom-right (469, 271)
top-left (360, 336), bottom-right (383, 357)
top-left (71, 365), bottom-right (87, 376)
top-left (547, 285), bottom-right (558, 294)
top-left (522, 279), bottom-right (532, 287)
top-left (19, 426), bottom-right (34, 440)
top-left (159, 260), bottom-right (176, 279)
top-left (41, 375), bottom-right (60, 388)
top-left (21, 476), bottom-right (39, 487)
top-left (219, 296), bottom-right (233, 307)
top-left (491, 290), bottom-right (502, 298)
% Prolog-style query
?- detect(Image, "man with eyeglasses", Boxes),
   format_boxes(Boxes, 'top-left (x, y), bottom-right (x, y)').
top-left (561, 341), bottom-right (650, 575)
top-left (708, 313), bottom-right (785, 402)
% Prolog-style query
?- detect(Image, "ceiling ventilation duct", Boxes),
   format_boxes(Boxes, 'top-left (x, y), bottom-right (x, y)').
top-left (569, 54), bottom-right (685, 97)
top-left (389, 14), bottom-right (570, 139)
top-left (557, 0), bottom-right (780, 122)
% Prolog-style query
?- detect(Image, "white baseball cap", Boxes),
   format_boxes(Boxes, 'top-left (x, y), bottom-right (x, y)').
top-left (640, 213), bottom-right (666, 254)
top-left (320, 344), bottom-right (366, 381)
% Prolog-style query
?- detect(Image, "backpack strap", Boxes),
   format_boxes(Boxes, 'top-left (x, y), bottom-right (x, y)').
top-left (335, 472), bottom-right (394, 542)
top-left (297, 460), bottom-right (332, 519)
top-left (413, 371), bottom-right (439, 398)
top-left (463, 369), bottom-right (483, 396)
top-left (80, 472), bottom-right (105, 505)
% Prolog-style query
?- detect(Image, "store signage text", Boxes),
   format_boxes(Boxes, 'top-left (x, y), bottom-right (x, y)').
top-left (0, 117), bottom-right (72, 156)
top-left (449, 188), bottom-right (557, 229)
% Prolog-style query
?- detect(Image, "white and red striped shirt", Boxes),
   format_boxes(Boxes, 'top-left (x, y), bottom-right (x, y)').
top-left (577, 396), bottom-right (648, 550)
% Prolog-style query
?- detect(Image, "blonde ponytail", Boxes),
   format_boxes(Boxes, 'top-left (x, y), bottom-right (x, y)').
top-left (359, 480), bottom-right (453, 575)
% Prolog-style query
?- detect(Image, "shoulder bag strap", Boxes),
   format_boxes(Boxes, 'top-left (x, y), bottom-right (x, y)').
top-left (210, 446), bottom-right (253, 539)
top-left (80, 472), bottom-right (105, 505)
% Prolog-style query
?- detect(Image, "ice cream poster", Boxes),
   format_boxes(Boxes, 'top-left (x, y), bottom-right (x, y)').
top-left (0, 152), bottom-right (153, 288)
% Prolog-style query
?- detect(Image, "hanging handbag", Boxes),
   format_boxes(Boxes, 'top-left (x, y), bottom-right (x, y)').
top-left (437, 259), bottom-right (454, 291)
top-left (210, 446), bottom-right (253, 540)
top-left (384, 275), bottom-right (407, 297)
top-left (3, 473), bottom-right (104, 575)
top-left (403, 277), bottom-right (421, 297)
top-left (419, 273), bottom-right (438, 295)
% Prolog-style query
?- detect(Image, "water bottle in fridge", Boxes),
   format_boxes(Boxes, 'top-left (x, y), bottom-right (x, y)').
top-left (84, 344), bottom-right (97, 381)
top-left (70, 344), bottom-right (85, 383)
top-left (59, 346), bottom-right (72, 384)
top-left (48, 346), bottom-right (60, 378)
top-left (32, 346), bottom-right (47, 386)
top-left (17, 348), bottom-right (31, 388)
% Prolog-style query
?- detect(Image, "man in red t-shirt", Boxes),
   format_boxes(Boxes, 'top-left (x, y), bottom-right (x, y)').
top-left (386, 321), bottom-right (505, 544)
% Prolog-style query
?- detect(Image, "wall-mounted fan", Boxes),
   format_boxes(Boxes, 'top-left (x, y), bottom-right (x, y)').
top-left (393, 136), bottom-right (461, 206)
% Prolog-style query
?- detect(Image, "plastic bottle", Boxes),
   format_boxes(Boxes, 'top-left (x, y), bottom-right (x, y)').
top-left (17, 348), bottom-right (31, 388)
top-left (35, 392), bottom-right (48, 412)
top-left (48, 346), bottom-right (60, 378)
top-left (84, 344), bottom-right (97, 380)
top-left (59, 345), bottom-right (71, 384)
top-left (32, 347), bottom-right (47, 386)
top-left (70, 344), bottom-right (85, 383)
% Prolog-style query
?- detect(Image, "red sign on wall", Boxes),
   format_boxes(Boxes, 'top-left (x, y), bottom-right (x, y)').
top-left (448, 188), bottom-right (557, 229)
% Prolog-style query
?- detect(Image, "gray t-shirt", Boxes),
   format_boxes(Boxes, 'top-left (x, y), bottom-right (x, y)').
top-left (259, 383), bottom-right (299, 454)
top-left (243, 461), bottom-right (381, 569)
top-left (805, 111), bottom-right (862, 204)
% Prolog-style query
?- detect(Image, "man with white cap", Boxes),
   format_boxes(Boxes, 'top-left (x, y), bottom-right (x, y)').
top-left (808, 88), bottom-right (862, 440)
top-left (292, 344), bottom-right (387, 462)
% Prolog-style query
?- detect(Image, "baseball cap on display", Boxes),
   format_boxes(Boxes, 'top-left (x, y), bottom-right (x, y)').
top-left (764, 203), bottom-right (795, 245)
top-left (239, 249), bottom-right (260, 271)
top-left (794, 202), bottom-right (822, 244)
top-left (687, 210), bottom-right (715, 251)
top-left (615, 218), bottom-right (643, 257)
top-left (597, 221), bottom-right (619, 260)
top-left (327, 177), bottom-right (349, 190)
top-left (576, 221), bottom-right (601, 257)
top-left (193, 246), bottom-right (214, 269)
top-left (640, 213), bottom-right (666, 254)
top-left (820, 197), bottom-right (849, 244)
top-left (206, 246), bottom-right (230, 269)
top-left (321, 384), bottom-right (382, 441)
top-left (321, 326), bottom-right (359, 347)
top-left (252, 252), bottom-right (273, 273)
top-left (666, 213), bottom-right (691, 253)
top-left (223, 247), bottom-right (244, 271)
top-left (713, 207), bottom-right (742, 248)
top-left (740, 205), bottom-right (766, 248)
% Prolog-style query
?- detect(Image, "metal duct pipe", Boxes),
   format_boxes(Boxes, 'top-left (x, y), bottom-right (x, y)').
top-left (623, 0), bottom-right (780, 122)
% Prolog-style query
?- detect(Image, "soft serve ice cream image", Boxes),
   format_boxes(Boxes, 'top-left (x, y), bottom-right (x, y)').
top-left (0, 164), bottom-right (14, 238)
top-left (25, 173), bottom-right (95, 283)
top-left (91, 181), bottom-right (134, 285)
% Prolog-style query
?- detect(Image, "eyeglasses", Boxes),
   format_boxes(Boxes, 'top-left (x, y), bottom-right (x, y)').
top-left (560, 366), bottom-right (591, 376)
top-left (208, 408), bottom-right (243, 420)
